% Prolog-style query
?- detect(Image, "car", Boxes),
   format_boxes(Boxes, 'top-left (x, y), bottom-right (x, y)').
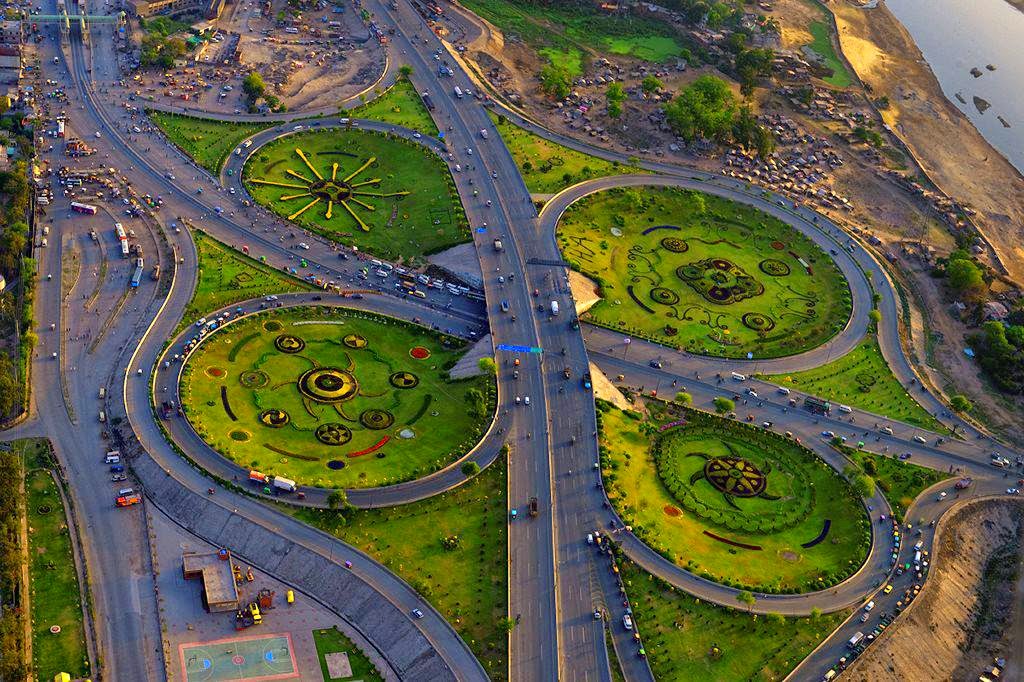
top-left (649, 359), bottom-right (662, 368)
top-left (524, 396), bottom-right (531, 406)
top-left (500, 300), bottom-right (510, 312)
top-left (746, 388), bottom-right (758, 398)
top-left (936, 491), bottom-right (947, 501)
top-left (563, 367), bottom-right (572, 379)
top-left (821, 430), bottom-right (835, 439)
top-left (292, 125), bottom-right (303, 131)
top-left (510, 509), bottom-right (518, 519)
top-left (515, 396), bottom-right (521, 404)
top-left (913, 435), bottom-right (927, 444)
top-left (498, 275), bottom-right (505, 283)
top-left (1008, 488), bottom-right (1021, 495)
top-left (491, 170), bottom-right (498, 178)
top-left (593, 610), bottom-right (602, 620)
top-left (864, 600), bottom-right (875, 612)
top-left (860, 613), bottom-right (870, 623)
top-left (411, 608), bottom-right (424, 619)
top-left (899, 452), bottom-right (912, 460)
top-left (514, 357), bottom-right (520, 366)
top-left (880, 426), bottom-right (894, 435)
top-left (883, 584), bottom-right (894, 594)
top-left (623, 614), bottom-right (633, 630)
top-left (412, 131), bottom-right (422, 139)
top-left (761, 421), bottom-right (773, 429)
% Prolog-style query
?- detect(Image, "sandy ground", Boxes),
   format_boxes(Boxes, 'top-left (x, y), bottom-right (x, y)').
top-left (845, 499), bottom-right (1023, 681)
top-left (568, 271), bottom-right (601, 316)
top-left (589, 362), bottom-right (632, 411)
top-left (831, 1), bottom-right (1024, 283)
top-left (449, 334), bottom-right (492, 379)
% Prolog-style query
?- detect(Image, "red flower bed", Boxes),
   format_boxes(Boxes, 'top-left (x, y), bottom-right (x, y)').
top-left (347, 435), bottom-right (390, 458)
top-left (409, 346), bottom-right (431, 359)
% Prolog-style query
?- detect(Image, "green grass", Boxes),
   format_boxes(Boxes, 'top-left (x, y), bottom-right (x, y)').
top-left (22, 441), bottom-right (90, 681)
top-left (598, 401), bottom-right (870, 593)
top-left (179, 230), bottom-right (313, 334)
top-left (619, 558), bottom-right (849, 681)
top-left (537, 47), bottom-right (585, 78)
top-left (491, 112), bottom-right (638, 194)
top-left (312, 626), bottom-right (383, 680)
top-left (846, 449), bottom-right (949, 521)
top-left (296, 458), bottom-right (508, 679)
top-left (764, 336), bottom-right (946, 432)
top-left (461, 0), bottom-right (684, 64)
top-left (243, 128), bottom-right (469, 261)
top-left (557, 185), bottom-right (852, 358)
top-left (148, 111), bottom-right (273, 174)
top-left (349, 78), bottom-right (438, 135)
top-left (142, 15), bottom-right (192, 37)
top-left (181, 306), bottom-right (494, 489)
top-left (805, 1), bottom-right (853, 88)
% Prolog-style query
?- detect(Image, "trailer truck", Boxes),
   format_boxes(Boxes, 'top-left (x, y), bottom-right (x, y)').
top-left (273, 476), bottom-right (297, 493)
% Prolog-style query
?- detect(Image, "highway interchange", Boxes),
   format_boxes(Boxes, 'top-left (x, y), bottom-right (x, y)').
top-left (5, 0), bottom-right (1023, 680)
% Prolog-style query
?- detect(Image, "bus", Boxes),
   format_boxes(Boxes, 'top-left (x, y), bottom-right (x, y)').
top-left (131, 265), bottom-right (143, 288)
top-left (115, 222), bottom-right (126, 240)
top-left (70, 201), bottom-right (98, 215)
top-left (804, 396), bottom-right (831, 415)
top-left (120, 240), bottom-right (130, 258)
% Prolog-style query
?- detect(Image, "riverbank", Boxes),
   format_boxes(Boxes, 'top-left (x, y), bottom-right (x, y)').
top-left (830, 0), bottom-right (1024, 284)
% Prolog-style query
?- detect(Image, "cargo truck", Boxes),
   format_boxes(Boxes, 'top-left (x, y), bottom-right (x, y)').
top-left (273, 476), bottom-right (297, 493)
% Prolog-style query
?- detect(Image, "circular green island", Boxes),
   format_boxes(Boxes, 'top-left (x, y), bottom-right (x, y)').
top-left (243, 128), bottom-right (469, 261)
top-left (179, 307), bottom-right (495, 489)
top-left (598, 401), bottom-right (870, 593)
top-left (557, 186), bottom-right (852, 358)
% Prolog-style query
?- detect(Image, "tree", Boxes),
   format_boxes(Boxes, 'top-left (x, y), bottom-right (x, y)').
top-left (477, 357), bottom-right (497, 375)
top-left (674, 391), bottom-right (693, 405)
top-left (868, 309), bottom-right (882, 326)
top-left (398, 64), bottom-right (414, 79)
top-left (326, 489), bottom-right (347, 510)
top-left (0, 95), bottom-right (10, 115)
top-left (766, 612), bottom-right (785, 625)
top-left (852, 474), bottom-right (876, 498)
top-left (946, 257), bottom-right (985, 300)
top-left (606, 81), bottom-right (626, 119)
top-left (664, 75), bottom-right (738, 143)
top-left (641, 75), bottom-right (663, 95)
top-left (950, 394), bottom-right (973, 413)
top-left (810, 607), bottom-right (822, 620)
top-left (735, 47), bottom-right (774, 97)
top-left (713, 397), bottom-right (735, 414)
top-left (242, 72), bottom-right (266, 103)
top-left (0, 354), bottom-right (16, 416)
top-left (736, 590), bottom-right (756, 611)
top-left (461, 461), bottom-right (481, 477)
top-left (539, 63), bottom-right (572, 100)
top-left (500, 616), bottom-right (517, 633)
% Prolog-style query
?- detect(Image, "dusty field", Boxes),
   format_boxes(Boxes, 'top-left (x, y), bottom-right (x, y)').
top-left (832, 1), bottom-right (1024, 283)
top-left (845, 499), bottom-right (1023, 681)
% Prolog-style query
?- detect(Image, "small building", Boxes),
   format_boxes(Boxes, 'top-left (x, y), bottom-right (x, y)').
top-left (0, 21), bottom-right (25, 46)
top-left (982, 300), bottom-right (1010, 322)
top-left (182, 550), bottom-right (239, 613)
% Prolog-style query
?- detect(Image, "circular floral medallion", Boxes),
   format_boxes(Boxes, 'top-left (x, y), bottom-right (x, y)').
top-left (389, 371), bottom-right (420, 389)
top-left (759, 259), bottom-right (791, 277)
top-left (298, 367), bottom-right (359, 403)
top-left (263, 320), bottom-right (283, 332)
top-left (343, 334), bottom-right (368, 349)
top-left (649, 287), bottom-right (681, 306)
top-left (741, 312), bottom-right (776, 332)
top-left (410, 346), bottom-right (431, 360)
top-left (326, 459), bottom-right (347, 470)
top-left (702, 455), bottom-right (767, 497)
top-left (258, 409), bottom-right (290, 428)
top-left (274, 334), bottom-right (306, 354)
top-left (229, 430), bottom-right (251, 442)
top-left (660, 237), bottom-right (689, 253)
top-left (360, 408), bottom-right (395, 430)
top-left (239, 370), bottom-right (269, 389)
top-left (315, 422), bottom-right (353, 446)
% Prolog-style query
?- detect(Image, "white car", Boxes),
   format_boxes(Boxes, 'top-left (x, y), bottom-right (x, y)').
top-left (524, 396), bottom-right (530, 406)
top-left (622, 614), bottom-right (633, 630)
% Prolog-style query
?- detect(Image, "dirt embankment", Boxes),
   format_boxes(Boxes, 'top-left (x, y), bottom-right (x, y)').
top-left (846, 499), bottom-right (1024, 681)
top-left (831, 2), bottom-right (1024, 283)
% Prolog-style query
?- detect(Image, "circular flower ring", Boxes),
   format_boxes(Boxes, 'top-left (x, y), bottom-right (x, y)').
top-left (360, 408), bottom-right (395, 430)
top-left (298, 367), bottom-right (359, 403)
top-left (206, 366), bottom-right (226, 378)
top-left (710, 258), bottom-right (733, 271)
top-left (274, 334), bottom-right (306, 354)
top-left (855, 371), bottom-right (877, 388)
top-left (229, 430), bottom-right (251, 442)
top-left (649, 287), bottom-right (681, 306)
top-left (239, 370), bottom-right (269, 389)
top-left (660, 236), bottom-right (689, 253)
top-left (675, 264), bottom-right (703, 281)
top-left (343, 334), bottom-right (368, 349)
top-left (770, 240), bottom-right (786, 250)
top-left (316, 423), bottom-right (353, 446)
top-left (389, 371), bottom-right (420, 389)
top-left (326, 459), bottom-right (347, 470)
top-left (704, 455), bottom-right (767, 497)
top-left (263, 320), bottom-right (284, 332)
top-left (759, 259), bottom-right (791, 277)
top-left (258, 409), bottom-right (290, 428)
top-left (410, 346), bottom-right (431, 360)
top-left (741, 312), bottom-right (776, 332)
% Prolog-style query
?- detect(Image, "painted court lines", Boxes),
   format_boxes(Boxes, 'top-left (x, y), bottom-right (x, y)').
top-left (180, 632), bottom-right (299, 682)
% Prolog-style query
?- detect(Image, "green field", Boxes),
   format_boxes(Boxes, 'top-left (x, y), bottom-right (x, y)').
top-left (23, 441), bottom-right (90, 681)
top-left (491, 113), bottom-right (639, 194)
top-left (599, 401), bottom-right (870, 592)
top-left (765, 336), bottom-right (946, 432)
top-left (297, 457), bottom-right (508, 679)
top-left (148, 111), bottom-right (272, 174)
top-left (142, 15), bottom-right (192, 37)
top-left (461, 0), bottom-right (684, 64)
top-left (181, 306), bottom-right (494, 489)
top-left (805, 0), bottom-right (853, 88)
top-left (313, 627), bottom-right (383, 681)
top-left (243, 128), bottom-right (468, 261)
top-left (846, 448), bottom-right (949, 521)
top-left (348, 78), bottom-right (438, 135)
top-left (619, 559), bottom-right (849, 681)
top-left (558, 186), bottom-right (852, 358)
top-left (179, 230), bottom-right (313, 333)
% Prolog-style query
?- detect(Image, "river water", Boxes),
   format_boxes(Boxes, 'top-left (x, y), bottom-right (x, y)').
top-left (883, 0), bottom-right (1024, 173)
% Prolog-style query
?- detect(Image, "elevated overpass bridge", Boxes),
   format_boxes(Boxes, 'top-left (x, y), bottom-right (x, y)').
top-left (32, 1), bottom-right (125, 40)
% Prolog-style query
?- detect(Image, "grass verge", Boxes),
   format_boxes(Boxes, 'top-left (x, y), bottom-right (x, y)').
top-left (844, 447), bottom-right (949, 521)
top-left (348, 77), bottom-right (438, 136)
top-left (312, 626), bottom-right (383, 681)
top-left (295, 458), bottom-right (508, 679)
top-left (148, 111), bottom-right (273, 174)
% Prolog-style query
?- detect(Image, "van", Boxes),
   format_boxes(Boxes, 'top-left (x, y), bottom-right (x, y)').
top-left (110, 464), bottom-right (124, 473)
top-left (370, 259), bottom-right (383, 268)
top-left (824, 670), bottom-right (837, 681)
top-left (104, 454), bottom-right (121, 464)
top-left (98, 386), bottom-right (106, 399)
top-left (777, 387), bottom-right (791, 395)
top-left (40, 238), bottom-right (47, 248)
top-left (913, 551), bottom-right (922, 565)
top-left (118, 487), bottom-right (134, 496)
top-left (837, 404), bottom-right (852, 413)
top-left (913, 541), bottom-right (923, 551)
top-left (863, 601), bottom-right (875, 612)
top-left (731, 372), bottom-right (747, 381)
top-left (586, 533), bottom-right (594, 545)
top-left (880, 426), bottom-right (894, 435)
top-left (98, 410), bottom-right (106, 422)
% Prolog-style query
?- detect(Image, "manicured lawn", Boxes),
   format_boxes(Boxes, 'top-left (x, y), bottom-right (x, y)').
top-left (296, 459), bottom-right (508, 679)
top-left (312, 626), bottom-right (383, 681)
top-left (243, 128), bottom-right (469, 261)
top-left (846, 448), bottom-right (949, 521)
top-left (348, 78), bottom-right (438, 136)
top-left (180, 230), bottom-right (313, 333)
top-left (619, 558), bottom-right (849, 681)
top-left (148, 111), bottom-right (272, 174)
top-left (764, 336), bottom-right (946, 432)
top-left (23, 441), bottom-right (90, 681)
top-left (557, 186), bottom-right (852, 358)
top-left (461, 0), bottom-right (684, 64)
top-left (181, 306), bottom-right (494, 489)
top-left (491, 113), bottom-right (638, 194)
top-left (599, 401), bottom-right (870, 593)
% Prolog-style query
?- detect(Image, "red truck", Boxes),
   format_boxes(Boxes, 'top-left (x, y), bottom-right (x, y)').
top-left (115, 494), bottom-right (141, 507)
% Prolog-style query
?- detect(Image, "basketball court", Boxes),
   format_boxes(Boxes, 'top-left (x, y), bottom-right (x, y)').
top-left (180, 632), bottom-right (300, 681)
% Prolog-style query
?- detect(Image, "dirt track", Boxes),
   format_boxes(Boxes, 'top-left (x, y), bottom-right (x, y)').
top-left (845, 498), bottom-right (1023, 681)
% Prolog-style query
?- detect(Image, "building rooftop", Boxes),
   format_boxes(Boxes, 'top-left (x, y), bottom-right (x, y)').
top-left (182, 550), bottom-right (238, 608)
